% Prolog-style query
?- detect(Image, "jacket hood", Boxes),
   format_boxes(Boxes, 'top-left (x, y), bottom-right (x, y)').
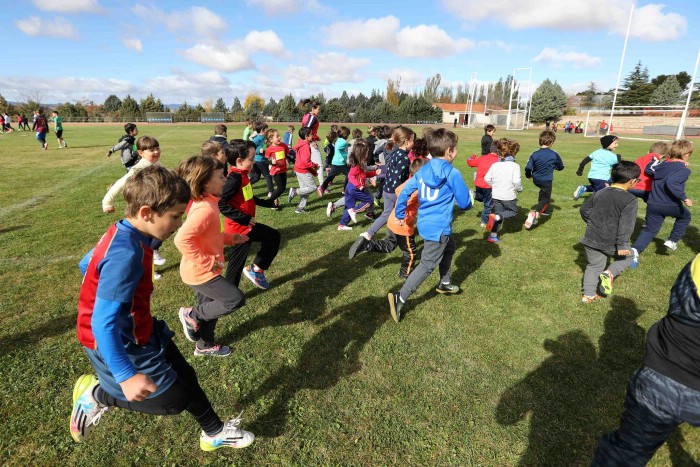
top-left (293, 139), bottom-right (309, 151)
top-left (653, 160), bottom-right (686, 180)
top-left (422, 159), bottom-right (452, 189)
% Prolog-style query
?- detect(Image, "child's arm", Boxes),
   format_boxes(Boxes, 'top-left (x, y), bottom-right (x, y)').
top-left (218, 174), bottom-right (253, 225)
top-left (449, 169), bottom-right (473, 211)
top-left (576, 156), bottom-right (592, 176)
top-left (467, 154), bottom-right (479, 167)
top-left (524, 154), bottom-right (534, 179)
top-left (666, 169), bottom-right (690, 204)
top-left (394, 175), bottom-right (420, 223)
top-left (102, 171), bottom-right (133, 212)
top-left (555, 154), bottom-right (565, 171)
top-left (513, 165), bottom-right (523, 193)
top-left (107, 139), bottom-right (128, 157)
top-left (616, 198), bottom-right (639, 253)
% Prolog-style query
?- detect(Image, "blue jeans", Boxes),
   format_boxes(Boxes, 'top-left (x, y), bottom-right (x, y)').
top-left (593, 367), bottom-right (700, 466)
top-left (475, 187), bottom-right (493, 224)
top-left (633, 203), bottom-right (691, 253)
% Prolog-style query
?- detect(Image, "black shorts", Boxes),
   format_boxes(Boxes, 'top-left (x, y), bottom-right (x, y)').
top-left (55, 130), bottom-right (63, 138)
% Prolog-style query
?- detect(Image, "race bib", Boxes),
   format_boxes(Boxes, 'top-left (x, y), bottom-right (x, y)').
top-left (242, 182), bottom-right (253, 201)
top-left (275, 150), bottom-right (285, 161)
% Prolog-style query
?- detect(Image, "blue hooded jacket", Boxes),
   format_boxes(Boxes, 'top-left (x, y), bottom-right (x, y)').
top-left (646, 159), bottom-right (690, 206)
top-left (395, 158), bottom-right (471, 241)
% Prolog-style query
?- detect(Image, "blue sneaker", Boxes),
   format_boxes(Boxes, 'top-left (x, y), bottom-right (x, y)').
top-left (487, 235), bottom-right (500, 244)
top-left (70, 375), bottom-right (109, 442)
top-left (200, 412), bottom-right (255, 451)
top-left (573, 185), bottom-right (586, 200)
top-left (629, 248), bottom-right (640, 269)
top-left (243, 265), bottom-right (269, 289)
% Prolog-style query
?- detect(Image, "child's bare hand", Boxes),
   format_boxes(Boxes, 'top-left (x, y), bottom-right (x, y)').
top-left (394, 218), bottom-right (405, 226)
top-left (376, 168), bottom-right (382, 175)
top-left (617, 249), bottom-right (631, 256)
top-left (249, 217), bottom-right (256, 227)
top-left (103, 206), bottom-right (115, 213)
top-left (232, 234), bottom-right (249, 245)
top-left (210, 261), bottom-right (225, 272)
top-left (685, 198), bottom-right (693, 207)
top-left (120, 373), bottom-right (157, 402)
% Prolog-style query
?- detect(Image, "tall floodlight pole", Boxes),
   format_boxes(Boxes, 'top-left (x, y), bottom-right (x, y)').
top-left (526, 67), bottom-right (533, 129)
top-left (677, 48), bottom-right (700, 140)
top-left (609, 2), bottom-right (635, 135)
top-left (468, 72), bottom-right (477, 127)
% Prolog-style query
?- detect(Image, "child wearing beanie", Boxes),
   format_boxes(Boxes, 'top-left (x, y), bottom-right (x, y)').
top-left (574, 135), bottom-right (621, 200)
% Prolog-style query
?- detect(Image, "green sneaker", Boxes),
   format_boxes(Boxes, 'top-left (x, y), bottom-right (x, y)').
top-left (200, 413), bottom-right (255, 451)
top-left (599, 271), bottom-right (614, 295)
top-left (70, 374), bottom-right (109, 442)
top-left (435, 283), bottom-right (460, 294)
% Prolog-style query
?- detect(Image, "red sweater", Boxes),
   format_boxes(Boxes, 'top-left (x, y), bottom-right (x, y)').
top-left (467, 153), bottom-right (499, 189)
top-left (220, 167), bottom-right (257, 235)
top-left (293, 140), bottom-right (318, 174)
top-left (633, 153), bottom-right (662, 192)
top-left (348, 165), bottom-right (377, 190)
top-left (301, 113), bottom-right (320, 141)
top-left (266, 143), bottom-right (289, 175)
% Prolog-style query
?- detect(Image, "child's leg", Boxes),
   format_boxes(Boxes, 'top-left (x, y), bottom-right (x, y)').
top-left (535, 181), bottom-right (552, 214)
top-left (321, 165), bottom-right (341, 191)
top-left (310, 145), bottom-right (325, 185)
top-left (592, 367), bottom-right (690, 466)
top-left (352, 186), bottom-right (374, 214)
top-left (669, 205), bottom-right (692, 243)
top-left (339, 188), bottom-right (355, 226)
top-left (479, 188), bottom-right (493, 224)
top-left (258, 163), bottom-right (274, 194)
top-left (249, 163), bottom-right (262, 184)
top-left (295, 172), bottom-right (316, 210)
top-left (632, 205), bottom-right (666, 254)
top-left (375, 178), bottom-right (385, 200)
top-left (366, 191), bottom-right (397, 238)
top-left (93, 340), bottom-right (225, 436)
top-left (362, 185), bottom-right (375, 214)
top-left (436, 236), bottom-right (456, 284)
top-left (247, 223), bottom-right (280, 270)
top-left (398, 236), bottom-right (450, 302)
top-left (582, 245), bottom-right (608, 297)
top-left (224, 242), bottom-right (252, 287)
top-left (590, 178), bottom-right (607, 192)
top-left (364, 230), bottom-right (399, 253)
top-left (270, 173), bottom-right (286, 201)
top-left (190, 276), bottom-right (245, 348)
top-left (396, 233), bottom-right (418, 278)
top-left (341, 165), bottom-right (351, 192)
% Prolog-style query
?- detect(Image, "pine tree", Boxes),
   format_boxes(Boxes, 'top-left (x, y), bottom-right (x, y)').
top-left (276, 94), bottom-right (300, 122)
top-left (529, 79), bottom-right (567, 123)
top-left (650, 75), bottom-right (683, 105)
top-left (213, 98), bottom-right (228, 113)
top-left (581, 82), bottom-right (597, 108)
top-left (140, 94), bottom-right (164, 113)
top-left (120, 95), bottom-right (141, 120)
top-left (103, 95), bottom-right (122, 112)
top-left (618, 61), bottom-right (654, 106)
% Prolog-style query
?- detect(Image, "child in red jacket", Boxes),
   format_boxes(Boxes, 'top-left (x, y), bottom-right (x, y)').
top-left (629, 141), bottom-right (669, 202)
top-left (338, 140), bottom-right (381, 230)
top-left (264, 128), bottom-right (290, 210)
top-left (288, 127), bottom-right (319, 213)
top-left (218, 140), bottom-right (280, 290)
top-left (467, 146), bottom-right (499, 227)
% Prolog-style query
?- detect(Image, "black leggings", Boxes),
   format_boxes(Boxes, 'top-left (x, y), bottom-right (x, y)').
top-left (94, 340), bottom-right (223, 436)
top-left (225, 222), bottom-right (281, 284)
top-left (321, 164), bottom-right (349, 191)
top-left (269, 173), bottom-right (287, 201)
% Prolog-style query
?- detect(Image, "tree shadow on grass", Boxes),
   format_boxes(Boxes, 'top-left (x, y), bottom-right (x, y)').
top-left (495, 296), bottom-right (646, 465)
top-left (667, 430), bottom-right (700, 466)
top-left (239, 295), bottom-right (388, 438)
top-left (0, 313), bottom-right (75, 354)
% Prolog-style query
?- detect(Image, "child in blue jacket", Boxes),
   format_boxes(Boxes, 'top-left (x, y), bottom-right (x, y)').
top-left (387, 129), bottom-right (472, 323)
top-left (524, 130), bottom-right (564, 229)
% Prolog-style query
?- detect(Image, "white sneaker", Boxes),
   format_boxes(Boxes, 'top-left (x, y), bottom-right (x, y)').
top-left (153, 250), bottom-right (166, 266)
top-left (348, 208), bottom-right (357, 224)
top-left (664, 240), bottom-right (678, 251)
top-left (154, 272), bottom-right (162, 280)
top-left (326, 202), bottom-right (335, 218)
top-left (200, 412), bottom-right (255, 451)
top-left (287, 187), bottom-right (297, 204)
top-left (524, 211), bottom-right (536, 230)
top-left (360, 231), bottom-right (371, 241)
top-left (338, 225), bottom-right (353, 231)
top-left (70, 375), bottom-right (110, 443)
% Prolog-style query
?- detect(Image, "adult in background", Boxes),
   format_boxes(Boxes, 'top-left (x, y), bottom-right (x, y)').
top-left (301, 100), bottom-right (324, 185)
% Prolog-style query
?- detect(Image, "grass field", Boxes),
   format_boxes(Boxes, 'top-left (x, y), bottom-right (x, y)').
top-left (1, 123), bottom-right (699, 465)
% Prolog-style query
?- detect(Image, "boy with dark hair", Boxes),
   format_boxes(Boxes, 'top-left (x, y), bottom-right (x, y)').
top-left (524, 130), bottom-right (564, 229)
top-left (289, 127), bottom-right (319, 213)
top-left (579, 161), bottom-right (640, 303)
top-left (574, 135), bottom-right (621, 199)
top-left (593, 253), bottom-right (700, 465)
top-left (481, 124), bottom-right (496, 155)
top-left (208, 124), bottom-right (229, 149)
top-left (70, 165), bottom-right (255, 451)
top-left (388, 129), bottom-right (472, 322)
top-left (52, 110), bottom-right (68, 148)
top-left (283, 125), bottom-right (296, 164)
top-left (107, 123), bottom-right (140, 171)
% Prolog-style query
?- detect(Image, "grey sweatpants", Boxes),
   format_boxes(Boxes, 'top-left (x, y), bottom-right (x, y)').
top-left (367, 191), bottom-right (397, 237)
top-left (295, 172), bottom-right (317, 209)
top-left (190, 275), bottom-right (245, 348)
top-left (310, 145), bottom-right (325, 185)
top-left (399, 235), bottom-right (456, 301)
top-left (582, 245), bottom-right (629, 297)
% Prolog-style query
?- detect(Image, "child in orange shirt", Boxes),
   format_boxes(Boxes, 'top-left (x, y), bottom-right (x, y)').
top-left (264, 128), bottom-right (290, 210)
top-left (174, 156), bottom-right (248, 357)
top-left (348, 158), bottom-right (427, 278)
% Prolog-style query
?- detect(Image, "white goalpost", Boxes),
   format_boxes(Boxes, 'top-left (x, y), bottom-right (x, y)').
top-left (584, 106), bottom-right (688, 141)
top-left (506, 67), bottom-right (533, 131)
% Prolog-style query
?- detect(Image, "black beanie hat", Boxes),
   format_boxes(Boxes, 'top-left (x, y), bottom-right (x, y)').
top-left (600, 135), bottom-right (618, 149)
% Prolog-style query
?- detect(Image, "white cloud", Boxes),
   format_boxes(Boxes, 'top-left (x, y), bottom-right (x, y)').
top-left (243, 30), bottom-right (285, 54)
top-left (4, 76), bottom-right (134, 102)
top-left (322, 16), bottom-right (473, 57)
top-left (32, 0), bottom-right (103, 13)
top-left (132, 4), bottom-right (226, 37)
top-left (245, 0), bottom-right (333, 16)
top-left (380, 69), bottom-right (427, 89)
top-left (122, 38), bottom-right (143, 53)
top-left (442, 0), bottom-right (686, 42)
top-left (15, 16), bottom-right (78, 39)
top-left (181, 30), bottom-right (285, 72)
top-left (281, 52), bottom-right (371, 87)
top-left (533, 48), bottom-right (601, 68)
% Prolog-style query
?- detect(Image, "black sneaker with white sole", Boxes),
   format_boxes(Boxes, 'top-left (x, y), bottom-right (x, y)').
top-left (388, 292), bottom-right (404, 323)
top-left (348, 236), bottom-right (369, 259)
top-left (435, 283), bottom-right (460, 294)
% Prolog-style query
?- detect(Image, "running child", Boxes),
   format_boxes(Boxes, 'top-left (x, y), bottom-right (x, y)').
top-left (107, 123), bottom-right (140, 172)
top-left (387, 129), bottom-right (472, 323)
top-left (301, 100), bottom-right (324, 185)
top-left (574, 135), bottom-right (621, 199)
top-left (288, 127), bottom-right (319, 214)
top-left (408, 137), bottom-right (430, 162)
top-left (283, 125), bottom-right (296, 163)
top-left (629, 141), bottom-right (669, 201)
top-left (34, 109), bottom-right (49, 150)
top-left (52, 111), bottom-right (68, 148)
top-left (338, 140), bottom-right (380, 231)
top-left (484, 138), bottom-right (522, 243)
top-left (242, 119), bottom-right (253, 141)
top-left (481, 124), bottom-right (496, 155)
top-left (579, 161), bottom-right (640, 303)
top-left (69, 165), bottom-right (255, 451)
top-left (219, 140), bottom-right (280, 290)
top-left (628, 139), bottom-right (693, 266)
top-left (349, 157), bottom-right (428, 279)
top-left (264, 128), bottom-right (290, 209)
top-left (318, 127), bottom-right (350, 197)
top-left (467, 143), bottom-right (499, 228)
top-left (523, 130), bottom-right (564, 229)
top-left (348, 128), bottom-right (363, 157)
top-left (249, 122), bottom-right (273, 196)
top-left (208, 124), bottom-right (229, 149)
top-left (174, 156), bottom-right (249, 357)
top-left (200, 140), bottom-right (227, 166)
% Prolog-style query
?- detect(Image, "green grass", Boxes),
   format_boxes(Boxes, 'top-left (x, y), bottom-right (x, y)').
top-left (1, 124), bottom-right (698, 465)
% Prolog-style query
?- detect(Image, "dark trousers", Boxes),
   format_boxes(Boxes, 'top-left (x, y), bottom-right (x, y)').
top-left (250, 161), bottom-right (274, 193)
top-left (365, 230), bottom-right (418, 278)
top-left (629, 189), bottom-right (650, 202)
top-left (493, 199), bottom-right (518, 232)
top-left (225, 222), bottom-right (280, 283)
top-left (190, 275), bottom-right (245, 348)
top-left (320, 164), bottom-right (349, 191)
top-left (269, 173), bottom-right (287, 201)
top-left (584, 178), bottom-right (608, 193)
top-left (474, 187), bottom-right (493, 224)
top-left (593, 367), bottom-right (700, 466)
top-left (94, 340), bottom-right (223, 436)
top-left (633, 203), bottom-right (691, 253)
top-left (534, 180), bottom-right (552, 214)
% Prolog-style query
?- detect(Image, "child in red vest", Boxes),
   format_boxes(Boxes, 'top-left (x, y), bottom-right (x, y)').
top-left (629, 141), bottom-right (669, 202)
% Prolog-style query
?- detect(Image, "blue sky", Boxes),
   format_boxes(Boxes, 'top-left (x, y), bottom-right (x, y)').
top-left (2, 0), bottom-right (698, 105)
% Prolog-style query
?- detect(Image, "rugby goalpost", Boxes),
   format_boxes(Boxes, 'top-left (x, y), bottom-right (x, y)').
top-left (583, 106), bottom-right (687, 141)
top-left (461, 68), bottom-right (533, 130)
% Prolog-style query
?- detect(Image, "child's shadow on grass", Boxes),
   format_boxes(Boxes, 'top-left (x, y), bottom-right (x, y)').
top-left (682, 225), bottom-right (700, 254)
top-left (238, 295), bottom-right (388, 438)
top-left (0, 225), bottom-right (30, 234)
top-left (495, 296), bottom-right (647, 466)
top-left (0, 313), bottom-right (75, 353)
